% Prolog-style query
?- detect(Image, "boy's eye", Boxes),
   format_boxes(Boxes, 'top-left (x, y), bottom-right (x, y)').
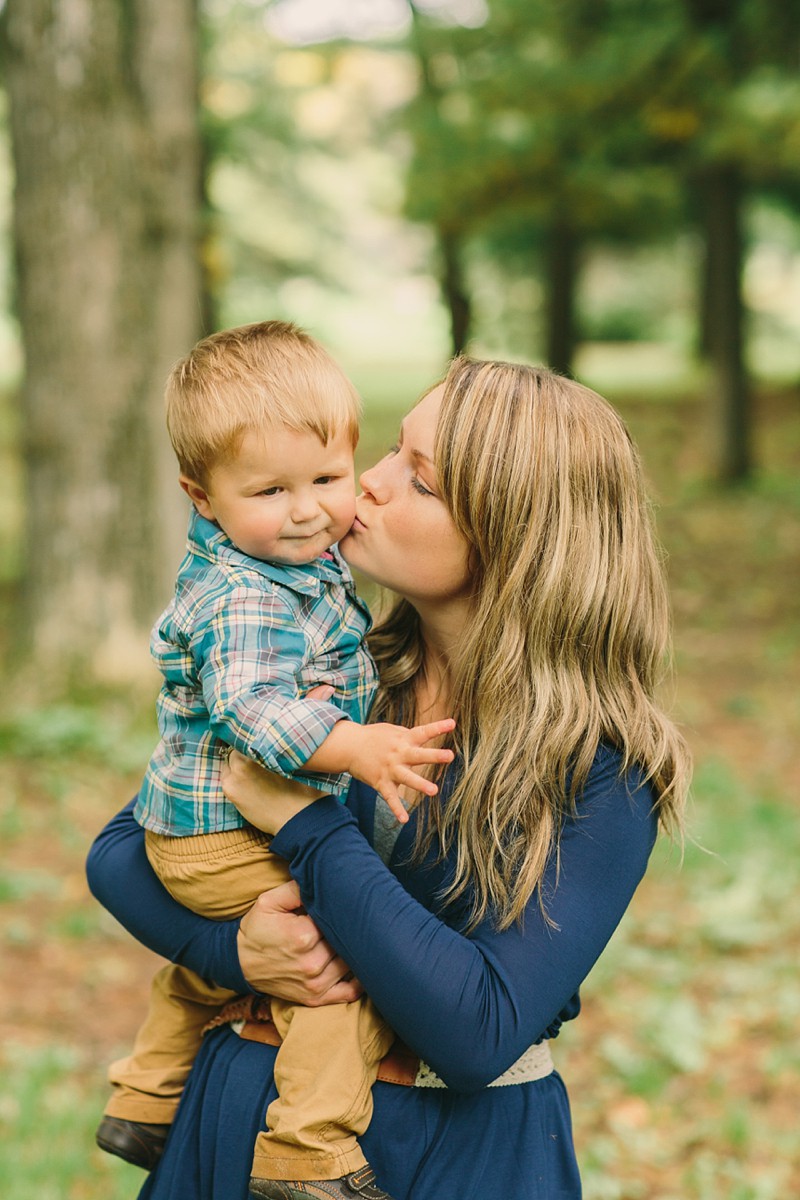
top-left (314, 475), bottom-right (335, 485)
top-left (260, 486), bottom-right (282, 496)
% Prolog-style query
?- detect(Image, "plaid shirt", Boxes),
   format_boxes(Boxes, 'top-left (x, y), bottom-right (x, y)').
top-left (135, 509), bottom-right (377, 837)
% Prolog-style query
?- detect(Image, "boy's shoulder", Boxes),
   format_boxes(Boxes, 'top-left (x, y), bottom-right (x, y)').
top-left (161, 548), bottom-right (300, 648)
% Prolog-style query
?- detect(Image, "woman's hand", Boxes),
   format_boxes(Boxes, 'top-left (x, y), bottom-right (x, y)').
top-left (221, 750), bottom-right (323, 835)
top-left (237, 879), bottom-right (362, 1005)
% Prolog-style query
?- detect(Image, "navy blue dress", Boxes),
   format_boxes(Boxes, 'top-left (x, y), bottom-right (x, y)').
top-left (86, 745), bottom-right (658, 1200)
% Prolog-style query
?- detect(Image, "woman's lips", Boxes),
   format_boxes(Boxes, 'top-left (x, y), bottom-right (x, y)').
top-left (351, 515), bottom-right (367, 532)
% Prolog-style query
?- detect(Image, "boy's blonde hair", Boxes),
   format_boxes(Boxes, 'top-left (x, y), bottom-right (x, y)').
top-left (166, 320), bottom-right (361, 485)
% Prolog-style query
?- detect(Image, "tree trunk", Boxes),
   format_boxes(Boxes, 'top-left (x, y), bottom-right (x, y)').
top-left (4, 0), bottom-right (204, 682)
top-left (544, 219), bottom-right (579, 377)
top-left (439, 229), bottom-right (471, 355)
top-left (700, 163), bottom-right (751, 482)
top-left (696, 201), bottom-right (713, 361)
top-left (407, 2), bottom-right (472, 357)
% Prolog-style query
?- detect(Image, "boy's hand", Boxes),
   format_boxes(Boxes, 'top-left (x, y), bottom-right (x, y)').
top-left (302, 700), bottom-right (456, 824)
top-left (346, 718), bottom-right (456, 824)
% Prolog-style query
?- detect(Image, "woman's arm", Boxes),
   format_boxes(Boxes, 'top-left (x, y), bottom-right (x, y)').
top-left (262, 745), bottom-right (658, 1093)
top-left (85, 799), bottom-right (361, 1004)
top-left (87, 800), bottom-right (247, 991)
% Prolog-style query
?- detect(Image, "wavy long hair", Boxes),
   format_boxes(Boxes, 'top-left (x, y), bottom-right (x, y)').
top-left (369, 358), bottom-right (691, 930)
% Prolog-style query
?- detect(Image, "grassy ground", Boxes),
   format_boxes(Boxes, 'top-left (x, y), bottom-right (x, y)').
top-left (0, 370), bottom-right (798, 1198)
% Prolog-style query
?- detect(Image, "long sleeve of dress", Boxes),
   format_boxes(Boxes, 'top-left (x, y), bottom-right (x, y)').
top-left (269, 744), bottom-right (658, 1094)
top-left (85, 799), bottom-right (249, 995)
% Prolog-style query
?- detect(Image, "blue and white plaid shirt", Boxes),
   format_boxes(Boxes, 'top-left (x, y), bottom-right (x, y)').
top-left (135, 509), bottom-right (377, 837)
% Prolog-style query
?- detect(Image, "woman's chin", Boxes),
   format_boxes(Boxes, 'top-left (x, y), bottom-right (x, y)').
top-left (339, 522), bottom-right (365, 561)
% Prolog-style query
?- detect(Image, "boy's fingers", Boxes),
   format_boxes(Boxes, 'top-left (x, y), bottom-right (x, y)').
top-left (397, 767), bottom-right (438, 796)
top-left (386, 801), bottom-right (410, 824)
top-left (380, 785), bottom-right (410, 824)
top-left (411, 717), bottom-right (456, 743)
top-left (405, 748), bottom-right (455, 766)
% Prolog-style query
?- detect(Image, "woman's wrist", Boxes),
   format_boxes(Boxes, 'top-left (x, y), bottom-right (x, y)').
top-left (268, 793), bottom-right (351, 860)
top-left (221, 750), bottom-right (324, 835)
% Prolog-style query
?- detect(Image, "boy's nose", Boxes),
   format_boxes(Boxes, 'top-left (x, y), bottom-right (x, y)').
top-left (290, 491), bottom-right (321, 523)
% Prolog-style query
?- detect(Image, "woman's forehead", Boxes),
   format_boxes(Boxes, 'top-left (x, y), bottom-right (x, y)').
top-left (403, 385), bottom-right (444, 444)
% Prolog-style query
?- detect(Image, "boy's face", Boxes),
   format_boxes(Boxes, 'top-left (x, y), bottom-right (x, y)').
top-left (182, 427), bottom-right (356, 565)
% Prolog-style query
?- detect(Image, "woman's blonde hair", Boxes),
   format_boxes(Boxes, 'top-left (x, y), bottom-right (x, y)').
top-left (166, 320), bottom-right (361, 486)
top-left (370, 357), bottom-right (690, 930)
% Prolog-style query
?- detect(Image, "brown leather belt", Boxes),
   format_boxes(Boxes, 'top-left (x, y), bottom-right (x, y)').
top-left (206, 995), bottom-right (422, 1086)
top-left (206, 995), bottom-right (554, 1089)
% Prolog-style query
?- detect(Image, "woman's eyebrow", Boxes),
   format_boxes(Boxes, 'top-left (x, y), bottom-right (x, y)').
top-left (398, 418), bottom-right (434, 467)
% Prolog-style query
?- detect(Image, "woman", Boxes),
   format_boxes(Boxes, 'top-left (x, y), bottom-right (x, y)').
top-left (87, 357), bottom-right (690, 1200)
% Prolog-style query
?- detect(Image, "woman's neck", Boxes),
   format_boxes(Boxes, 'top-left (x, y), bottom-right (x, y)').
top-left (415, 593), bottom-right (469, 658)
top-left (413, 598), bottom-right (469, 721)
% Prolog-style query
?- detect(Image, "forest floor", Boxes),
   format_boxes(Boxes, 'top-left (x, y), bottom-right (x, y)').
top-left (0, 380), bottom-right (798, 1199)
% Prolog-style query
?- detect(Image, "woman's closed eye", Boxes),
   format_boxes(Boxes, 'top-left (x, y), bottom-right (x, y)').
top-left (379, 439), bottom-right (434, 496)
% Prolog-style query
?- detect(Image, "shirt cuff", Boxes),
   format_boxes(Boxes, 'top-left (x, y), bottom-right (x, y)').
top-left (246, 699), bottom-right (350, 777)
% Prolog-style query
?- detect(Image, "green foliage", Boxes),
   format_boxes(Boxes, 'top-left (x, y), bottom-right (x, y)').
top-left (0, 1045), bottom-right (141, 1200)
top-left (0, 699), bottom-right (155, 774)
top-left (397, 0), bottom-right (800, 361)
top-left (200, 1), bottom-right (322, 306)
top-left (200, 1), bottom-right (403, 331)
top-left (582, 302), bottom-right (659, 343)
top-left (399, 1), bottom-right (695, 358)
top-left (402, 0), bottom-right (688, 235)
top-left (560, 761), bottom-right (800, 1198)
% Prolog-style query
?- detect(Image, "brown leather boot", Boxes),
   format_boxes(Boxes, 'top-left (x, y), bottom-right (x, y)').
top-left (95, 1116), bottom-right (170, 1171)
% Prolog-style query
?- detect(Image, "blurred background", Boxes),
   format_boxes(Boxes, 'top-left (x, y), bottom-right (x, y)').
top-left (0, 2), bottom-right (798, 1197)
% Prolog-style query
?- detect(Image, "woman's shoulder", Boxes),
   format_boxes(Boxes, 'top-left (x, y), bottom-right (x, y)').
top-left (572, 740), bottom-right (658, 841)
top-left (588, 740), bottom-right (652, 794)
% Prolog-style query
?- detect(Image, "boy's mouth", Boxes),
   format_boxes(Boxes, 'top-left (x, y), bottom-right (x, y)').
top-left (284, 529), bottom-right (326, 542)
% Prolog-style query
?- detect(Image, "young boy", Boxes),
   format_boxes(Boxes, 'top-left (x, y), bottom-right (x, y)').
top-left (95, 321), bottom-right (453, 1200)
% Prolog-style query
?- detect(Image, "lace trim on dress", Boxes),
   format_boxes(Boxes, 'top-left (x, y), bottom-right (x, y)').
top-left (414, 1040), bottom-right (554, 1088)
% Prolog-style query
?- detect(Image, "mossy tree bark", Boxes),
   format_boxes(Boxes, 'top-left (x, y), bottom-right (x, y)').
top-left (3, 0), bottom-right (204, 681)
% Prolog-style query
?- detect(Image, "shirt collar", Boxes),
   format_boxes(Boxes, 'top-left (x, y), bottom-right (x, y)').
top-left (186, 507), bottom-right (354, 597)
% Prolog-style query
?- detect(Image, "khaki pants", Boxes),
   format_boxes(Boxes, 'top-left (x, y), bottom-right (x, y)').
top-left (105, 827), bottom-right (394, 1182)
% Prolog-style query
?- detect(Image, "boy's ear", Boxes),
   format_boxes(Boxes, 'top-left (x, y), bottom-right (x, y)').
top-left (179, 475), bottom-right (215, 521)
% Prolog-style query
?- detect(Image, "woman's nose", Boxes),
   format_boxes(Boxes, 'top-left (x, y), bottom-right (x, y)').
top-left (359, 460), bottom-right (389, 502)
